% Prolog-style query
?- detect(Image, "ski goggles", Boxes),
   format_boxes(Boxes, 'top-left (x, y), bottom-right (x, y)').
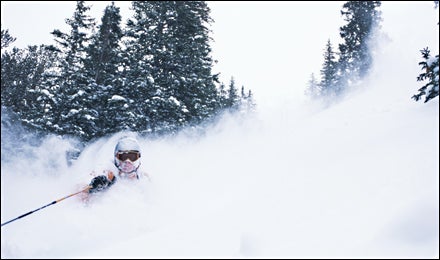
top-left (116, 151), bottom-right (140, 162)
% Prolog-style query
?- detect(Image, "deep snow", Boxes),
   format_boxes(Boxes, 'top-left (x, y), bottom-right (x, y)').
top-left (1, 2), bottom-right (439, 259)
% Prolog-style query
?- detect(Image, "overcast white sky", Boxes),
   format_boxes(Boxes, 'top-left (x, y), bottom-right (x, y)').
top-left (1, 1), bottom-right (439, 258)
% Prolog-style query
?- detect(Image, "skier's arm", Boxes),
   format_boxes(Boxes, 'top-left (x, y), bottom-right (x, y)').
top-left (88, 171), bottom-right (116, 193)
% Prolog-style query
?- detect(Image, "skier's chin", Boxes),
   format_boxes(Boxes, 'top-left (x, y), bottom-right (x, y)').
top-left (120, 161), bottom-right (136, 173)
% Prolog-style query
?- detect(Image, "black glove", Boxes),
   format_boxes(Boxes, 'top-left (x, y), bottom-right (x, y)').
top-left (89, 175), bottom-right (115, 193)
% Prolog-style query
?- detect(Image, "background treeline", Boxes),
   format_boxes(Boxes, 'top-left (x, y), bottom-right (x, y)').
top-left (2, 1), bottom-right (438, 146)
top-left (1, 1), bottom-right (256, 142)
top-left (305, 1), bottom-right (439, 104)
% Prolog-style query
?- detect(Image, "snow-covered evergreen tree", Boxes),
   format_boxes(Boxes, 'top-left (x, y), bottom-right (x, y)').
top-left (336, 1), bottom-right (382, 92)
top-left (412, 48), bottom-right (439, 103)
top-left (412, 2), bottom-right (439, 103)
top-left (86, 2), bottom-right (123, 87)
top-left (1, 1), bottom-right (257, 142)
top-left (122, 1), bottom-right (172, 134)
top-left (1, 42), bottom-right (58, 132)
top-left (319, 39), bottom-right (339, 97)
top-left (225, 77), bottom-right (239, 112)
top-left (123, 1), bottom-right (220, 135)
top-left (85, 2), bottom-right (125, 137)
top-left (171, 1), bottom-right (220, 125)
top-left (1, 28), bottom-right (16, 49)
top-left (304, 73), bottom-right (320, 99)
top-left (49, 1), bottom-right (97, 140)
top-left (239, 86), bottom-right (256, 115)
top-left (218, 82), bottom-right (228, 110)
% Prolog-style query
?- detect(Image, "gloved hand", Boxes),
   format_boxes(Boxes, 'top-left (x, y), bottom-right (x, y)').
top-left (89, 175), bottom-right (111, 193)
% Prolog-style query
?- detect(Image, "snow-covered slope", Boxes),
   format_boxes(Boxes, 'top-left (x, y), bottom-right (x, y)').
top-left (1, 3), bottom-right (439, 259)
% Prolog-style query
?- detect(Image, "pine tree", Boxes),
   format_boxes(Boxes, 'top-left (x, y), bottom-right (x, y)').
top-left (319, 39), bottom-right (339, 97)
top-left (172, 1), bottom-right (220, 124)
top-left (218, 82), bottom-right (228, 109)
top-left (1, 28), bottom-right (17, 109)
top-left (412, 2), bottom-right (439, 103)
top-left (1, 28), bottom-right (16, 48)
top-left (1, 45), bottom-right (58, 130)
top-left (336, 1), bottom-right (382, 92)
top-left (123, 1), bottom-right (220, 135)
top-left (49, 1), bottom-right (97, 140)
top-left (412, 48), bottom-right (439, 103)
top-left (1, 48), bottom-right (21, 110)
top-left (86, 2), bottom-right (124, 137)
top-left (240, 86), bottom-right (256, 114)
top-left (226, 76), bottom-right (239, 111)
top-left (123, 1), bottom-right (169, 134)
top-left (304, 73), bottom-right (320, 99)
top-left (86, 2), bottom-right (123, 87)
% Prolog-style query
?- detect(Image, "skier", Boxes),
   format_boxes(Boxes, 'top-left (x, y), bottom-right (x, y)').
top-left (81, 136), bottom-right (150, 199)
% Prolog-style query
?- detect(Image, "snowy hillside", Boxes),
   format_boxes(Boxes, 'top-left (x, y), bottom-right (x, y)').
top-left (1, 3), bottom-right (439, 259)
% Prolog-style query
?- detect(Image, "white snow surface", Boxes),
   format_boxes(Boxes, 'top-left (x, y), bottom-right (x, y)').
top-left (1, 3), bottom-right (439, 259)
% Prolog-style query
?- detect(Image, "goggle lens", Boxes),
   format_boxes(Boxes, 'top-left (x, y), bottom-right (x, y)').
top-left (117, 151), bottom-right (140, 162)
